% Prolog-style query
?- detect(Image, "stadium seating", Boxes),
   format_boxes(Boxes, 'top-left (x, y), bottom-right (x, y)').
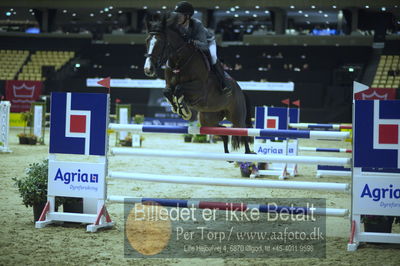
top-left (0, 50), bottom-right (29, 80)
top-left (371, 55), bottom-right (400, 88)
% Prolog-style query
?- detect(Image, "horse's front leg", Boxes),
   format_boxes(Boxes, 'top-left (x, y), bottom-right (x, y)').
top-left (173, 84), bottom-right (192, 120)
top-left (163, 86), bottom-right (178, 114)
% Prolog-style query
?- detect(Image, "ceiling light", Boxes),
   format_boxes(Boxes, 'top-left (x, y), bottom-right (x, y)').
top-left (162, 6), bottom-right (167, 9)
top-left (311, 5), bottom-right (315, 9)
top-left (5, 12), bottom-right (11, 16)
top-left (318, 10), bottom-right (323, 13)
top-left (332, 5), bottom-right (337, 9)
top-left (100, 10), bottom-right (104, 13)
top-left (226, 11), bottom-right (230, 14)
top-left (230, 7), bottom-right (235, 12)
top-left (235, 6), bottom-right (240, 9)
top-left (264, 10), bottom-right (269, 14)
top-left (143, 6), bottom-right (148, 9)
top-left (290, 5), bottom-right (295, 9)
top-left (29, 9), bottom-right (33, 12)
top-left (90, 13), bottom-right (94, 17)
top-left (63, 9), bottom-right (67, 13)
top-left (298, 10), bottom-right (303, 13)
top-left (255, 5), bottom-right (260, 9)
top-left (381, 7), bottom-right (386, 11)
top-left (234, 14), bottom-right (239, 17)
top-left (324, 14), bottom-right (328, 17)
top-left (305, 14), bottom-right (309, 17)
top-left (118, 10), bottom-right (122, 14)
top-left (253, 14), bottom-right (258, 17)
top-left (104, 8), bottom-right (109, 12)
top-left (365, 5), bottom-right (369, 8)
top-left (306, 21), bottom-right (310, 24)
top-left (215, 6), bottom-right (219, 9)
top-left (72, 13), bottom-right (76, 16)
top-left (109, 6), bottom-right (113, 9)
top-left (108, 13), bottom-right (112, 17)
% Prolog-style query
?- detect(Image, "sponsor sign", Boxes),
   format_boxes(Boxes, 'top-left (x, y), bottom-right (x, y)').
top-left (354, 100), bottom-right (400, 168)
top-left (5, 80), bottom-right (42, 112)
top-left (48, 160), bottom-right (106, 199)
top-left (49, 92), bottom-right (108, 156)
top-left (255, 107), bottom-right (299, 140)
top-left (353, 175), bottom-right (400, 216)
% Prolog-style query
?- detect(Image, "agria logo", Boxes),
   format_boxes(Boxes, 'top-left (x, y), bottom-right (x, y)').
top-left (360, 184), bottom-right (400, 202)
top-left (49, 92), bottom-right (108, 156)
top-left (54, 168), bottom-right (99, 185)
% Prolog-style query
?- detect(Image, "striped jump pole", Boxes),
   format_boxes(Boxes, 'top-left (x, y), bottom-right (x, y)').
top-left (299, 147), bottom-right (352, 153)
top-left (111, 148), bottom-right (351, 166)
top-left (107, 196), bottom-right (349, 217)
top-left (108, 172), bottom-right (350, 192)
top-left (109, 124), bottom-right (350, 140)
top-left (289, 123), bottom-right (352, 130)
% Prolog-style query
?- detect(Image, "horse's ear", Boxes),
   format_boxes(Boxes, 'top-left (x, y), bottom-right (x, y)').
top-left (166, 11), bottom-right (179, 27)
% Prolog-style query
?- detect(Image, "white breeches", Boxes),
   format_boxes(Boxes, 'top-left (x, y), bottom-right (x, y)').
top-left (209, 40), bottom-right (217, 65)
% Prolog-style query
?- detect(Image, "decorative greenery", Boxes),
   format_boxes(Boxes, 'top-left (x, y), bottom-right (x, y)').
top-left (193, 134), bottom-right (208, 143)
top-left (13, 160), bottom-right (49, 207)
top-left (239, 162), bottom-right (258, 172)
top-left (119, 133), bottom-right (144, 146)
top-left (20, 111), bottom-right (33, 134)
top-left (13, 160), bottom-right (64, 208)
top-left (133, 114), bottom-right (145, 124)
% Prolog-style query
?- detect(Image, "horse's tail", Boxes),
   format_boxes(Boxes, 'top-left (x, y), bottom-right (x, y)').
top-left (232, 92), bottom-right (253, 151)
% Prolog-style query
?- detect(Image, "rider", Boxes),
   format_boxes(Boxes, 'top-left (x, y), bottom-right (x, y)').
top-left (174, 1), bottom-right (232, 95)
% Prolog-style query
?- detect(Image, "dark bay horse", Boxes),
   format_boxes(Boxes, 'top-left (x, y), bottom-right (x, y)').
top-left (143, 12), bottom-right (252, 154)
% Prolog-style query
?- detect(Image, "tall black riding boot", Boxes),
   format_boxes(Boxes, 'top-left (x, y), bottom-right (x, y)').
top-left (213, 62), bottom-right (232, 95)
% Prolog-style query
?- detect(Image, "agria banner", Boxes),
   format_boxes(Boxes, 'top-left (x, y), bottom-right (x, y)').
top-left (48, 92), bottom-right (109, 198)
top-left (49, 92), bottom-right (108, 156)
top-left (353, 100), bottom-right (400, 216)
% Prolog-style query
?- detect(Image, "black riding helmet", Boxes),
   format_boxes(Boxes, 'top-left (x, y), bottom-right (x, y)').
top-left (174, 1), bottom-right (194, 17)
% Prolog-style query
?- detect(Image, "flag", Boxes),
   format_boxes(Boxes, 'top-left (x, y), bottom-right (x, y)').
top-left (97, 77), bottom-right (111, 89)
top-left (281, 98), bottom-right (290, 106)
top-left (292, 100), bottom-right (301, 107)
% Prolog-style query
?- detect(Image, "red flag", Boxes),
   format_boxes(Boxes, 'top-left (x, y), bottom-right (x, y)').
top-left (281, 98), bottom-right (290, 106)
top-left (115, 98), bottom-right (121, 103)
top-left (292, 100), bottom-right (301, 107)
top-left (97, 77), bottom-right (111, 89)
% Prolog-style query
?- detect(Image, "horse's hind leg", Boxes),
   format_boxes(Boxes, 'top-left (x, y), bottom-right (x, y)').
top-left (229, 106), bottom-right (252, 154)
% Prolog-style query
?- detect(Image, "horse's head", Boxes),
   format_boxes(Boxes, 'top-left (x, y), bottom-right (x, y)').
top-left (143, 12), bottom-right (188, 77)
top-left (143, 13), bottom-right (169, 77)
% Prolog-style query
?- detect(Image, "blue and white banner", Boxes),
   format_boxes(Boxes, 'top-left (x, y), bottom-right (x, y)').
top-left (48, 160), bottom-right (106, 198)
top-left (255, 107), bottom-right (299, 140)
top-left (354, 100), bottom-right (400, 168)
top-left (49, 92), bottom-right (108, 156)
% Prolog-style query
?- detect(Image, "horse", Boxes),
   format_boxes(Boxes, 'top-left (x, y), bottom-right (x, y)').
top-left (143, 12), bottom-right (252, 154)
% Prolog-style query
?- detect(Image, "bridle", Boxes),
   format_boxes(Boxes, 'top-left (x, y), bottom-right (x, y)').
top-left (145, 29), bottom-right (196, 74)
top-left (144, 31), bottom-right (167, 70)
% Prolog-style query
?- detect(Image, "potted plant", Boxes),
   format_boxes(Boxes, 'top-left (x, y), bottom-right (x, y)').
top-left (239, 162), bottom-right (258, 177)
top-left (119, 134), bottom-right (144, 147)
top-left (12, 160), bottom-right (62, 221)
top-left (183, 134), bottom-right (193, 143)
top-left (193, 134), bottom-right (208, 143)
top-left (27, 134), bottom-right (38, 145)
top-left (361, 215), bottom-right (395, 233)
top-left (18, 111), bottom-right (32, 144)
top-left (17, 132), bottom-right (29, 144)
top-left (133, 114), bottom-right (145, 124)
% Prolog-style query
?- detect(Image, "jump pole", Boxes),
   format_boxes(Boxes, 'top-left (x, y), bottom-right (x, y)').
top-left (111, 148), bottom-right (351, 166)
top-left (108, 172), bottom-right (350, 192)
top-left (109, 124), bottom-right (350, 140)
top-left (299, 147), bottom-right (352, 153)
top-left (289, 123), bottom-right (352, 130)
top-left (107, 196), bottom-right (349, 217)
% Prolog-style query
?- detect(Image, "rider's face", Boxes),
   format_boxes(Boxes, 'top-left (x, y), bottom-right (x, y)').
top-left (177, 13), bottom-right (187, 25)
